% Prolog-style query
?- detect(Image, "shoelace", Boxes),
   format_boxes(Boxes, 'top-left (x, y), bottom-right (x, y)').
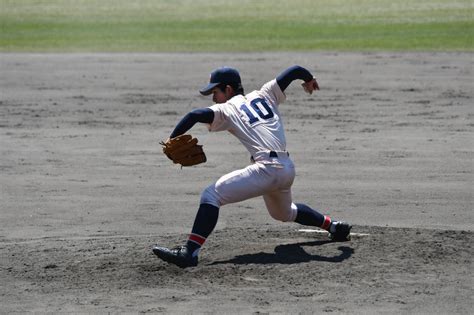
top-left (171, 246), bottom-right (186, 253)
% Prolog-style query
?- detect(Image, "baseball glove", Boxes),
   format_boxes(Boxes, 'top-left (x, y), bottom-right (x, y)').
top-left (160, 134), bottom-right (206, 167)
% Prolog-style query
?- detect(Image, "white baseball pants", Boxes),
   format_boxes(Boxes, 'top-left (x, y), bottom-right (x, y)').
top-left (200, 153), bottom-right (297, 222)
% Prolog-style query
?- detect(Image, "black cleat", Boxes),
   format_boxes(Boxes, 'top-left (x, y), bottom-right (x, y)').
top-left (329, 221), bottom-right (352, 241)
top-left (152, 245), bottom-right (198, 268)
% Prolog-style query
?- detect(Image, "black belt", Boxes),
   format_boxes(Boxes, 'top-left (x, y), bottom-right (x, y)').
top-left (251, 151), bottom-right (289, 162)
top-left (269, 151), bottom-right (289, 158)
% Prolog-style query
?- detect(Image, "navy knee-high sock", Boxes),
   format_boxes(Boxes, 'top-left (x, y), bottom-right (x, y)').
top-left (294, 203), bottom-right (332, 231)
top-left (186, 203), bottom-right (219, 256)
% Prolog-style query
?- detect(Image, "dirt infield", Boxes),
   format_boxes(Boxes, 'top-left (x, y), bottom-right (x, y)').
top-left (1, 52), bottom-right (473, 313)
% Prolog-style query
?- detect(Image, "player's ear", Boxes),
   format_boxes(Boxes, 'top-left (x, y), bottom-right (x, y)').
top-left (225, 85), bottom-right (235, 98)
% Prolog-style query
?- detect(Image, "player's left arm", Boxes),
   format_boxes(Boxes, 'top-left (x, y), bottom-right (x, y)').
top-left (276, 65), bottom-right (319, 94)
top-left (169, 108), bottom-right (214, 138)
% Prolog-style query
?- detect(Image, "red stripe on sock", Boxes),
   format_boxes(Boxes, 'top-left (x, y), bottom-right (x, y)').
top-left (188, 233), bottom-right (206, 246)
top-left (321, 216), bottom-right (332, 230)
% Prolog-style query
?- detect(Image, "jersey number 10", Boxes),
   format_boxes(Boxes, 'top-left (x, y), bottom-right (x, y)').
top-left (240, 98), bottom-right (274, 125)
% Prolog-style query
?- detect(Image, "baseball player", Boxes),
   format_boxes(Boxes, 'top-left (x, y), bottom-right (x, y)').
top-left (153, 65), bottom-right (351, 268)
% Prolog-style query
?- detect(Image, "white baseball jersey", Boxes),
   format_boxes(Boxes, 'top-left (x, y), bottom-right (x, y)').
top-left (207, 79), bottom-right (287, 160)
top-left (202, 79), bottom-right (297, 222)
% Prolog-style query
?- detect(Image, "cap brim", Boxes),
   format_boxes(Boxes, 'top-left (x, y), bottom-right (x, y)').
top-left (199, 82), bottom-right (220, 96)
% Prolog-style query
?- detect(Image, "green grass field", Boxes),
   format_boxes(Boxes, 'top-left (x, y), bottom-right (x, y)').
top-left (1, 0), bottom-right (472, 52)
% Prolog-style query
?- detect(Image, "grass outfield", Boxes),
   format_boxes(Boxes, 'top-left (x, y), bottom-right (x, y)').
top-left (0, 0), bottom-right (472, 52)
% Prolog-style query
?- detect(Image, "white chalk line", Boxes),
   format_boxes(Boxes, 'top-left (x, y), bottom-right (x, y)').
top-left (298, 229), bottom-right (370, 236)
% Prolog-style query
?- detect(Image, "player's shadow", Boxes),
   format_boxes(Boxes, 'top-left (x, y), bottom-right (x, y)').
top-left (209, 240), bottom-right (354, 266)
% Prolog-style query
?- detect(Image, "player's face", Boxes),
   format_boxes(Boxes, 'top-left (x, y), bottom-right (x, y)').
top-left (211, 87), bottom-right (228, 104)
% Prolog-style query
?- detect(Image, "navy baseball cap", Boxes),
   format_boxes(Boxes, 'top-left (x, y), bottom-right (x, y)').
top-left (200, 67), bottom-right (242, 96)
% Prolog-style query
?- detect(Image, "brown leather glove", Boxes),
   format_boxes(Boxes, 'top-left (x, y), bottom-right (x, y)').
top-left (160, 134), bottom-right (206, 167)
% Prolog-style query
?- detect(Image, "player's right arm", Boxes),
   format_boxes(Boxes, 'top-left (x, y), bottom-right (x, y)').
top-left (169, 108), bottom-right (214, 138)
top-left (276, 65), bottom-right (319, 94)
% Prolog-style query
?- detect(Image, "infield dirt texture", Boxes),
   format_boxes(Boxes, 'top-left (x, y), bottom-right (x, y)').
top-left (1, 52), bottom-right (472, 313)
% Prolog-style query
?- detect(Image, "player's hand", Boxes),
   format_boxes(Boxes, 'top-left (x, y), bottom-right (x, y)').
top-left (301, 78), bottom-right (319, 94)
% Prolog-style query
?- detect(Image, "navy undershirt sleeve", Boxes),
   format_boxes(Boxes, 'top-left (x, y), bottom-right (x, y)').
top-left (170, 108), bottom-right (214, 138)
top-left (276, 65), bottom-right (313, 92)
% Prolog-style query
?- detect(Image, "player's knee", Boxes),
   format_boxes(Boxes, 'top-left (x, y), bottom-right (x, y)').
top-left (271, 213), bottom-right (289, 222)
top-left (268, 210), bottom-right (295, 222)
top-left (268, 204), bottom-right (297, 222)
top-left (270, 213), bottom-right (291, 222)
top-left (200, 184), bottom-right (221, 208)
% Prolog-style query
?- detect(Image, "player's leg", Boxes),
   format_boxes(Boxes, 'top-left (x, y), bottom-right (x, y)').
top-left (206, 164), bottom-right (275, 205)
top-left (263, 189), bottom-right (297, 222)
top-left (294, 203), bottom-right (351, 240)
top-left (153, 164), bottom-right (274, 268)
top-left (261, 158), bottom-right (298, 222)
top-left (294, 203), bottom-right (331, 229)
top-left (152, 202), bottom-right (218, 268)
top-left (185, 203), bottom-right (219, 258)
top-left (267, 157), bottom-right (351, 240)
top-left (264, 194), bottom-right (330, 228)
top-left (264, 195), bottom-right (352, 241)
top-left (185, 164), bottom-right (274, 252)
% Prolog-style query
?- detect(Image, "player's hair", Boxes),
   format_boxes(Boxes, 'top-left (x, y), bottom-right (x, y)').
top-left (217, 83), bottom-right (244, 96)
